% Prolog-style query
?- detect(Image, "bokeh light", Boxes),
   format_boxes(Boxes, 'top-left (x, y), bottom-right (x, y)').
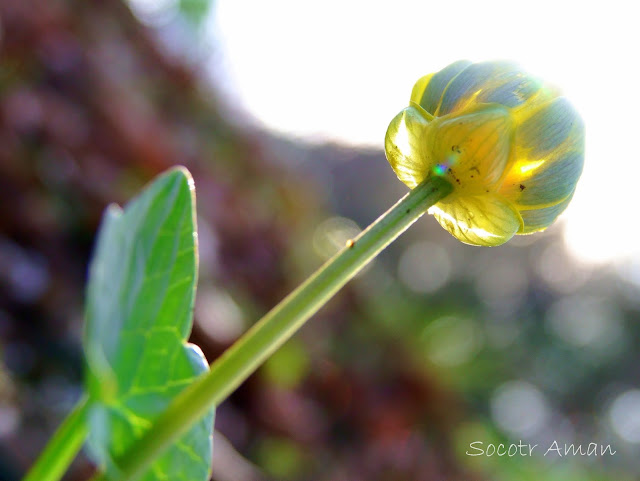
top-left (610, 390), bottom-right (640, 444)
top-left (545, 295), bottom-right (623, 352)
top-left (397, 241), bottom-right (451, 294)
top-left (491, 381), bottom-right (550, 438)
top-left (313, 216), bottom-right (361, 259)
top-left (422, 316), bottom-right (483, 367)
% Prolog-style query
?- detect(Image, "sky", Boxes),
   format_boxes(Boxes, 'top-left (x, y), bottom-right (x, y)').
top-left (133, 0), bottom-right (640, 266)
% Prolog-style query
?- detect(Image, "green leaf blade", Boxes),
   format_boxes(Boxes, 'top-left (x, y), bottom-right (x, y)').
top-left (84, 167), bottom-right (213, 481)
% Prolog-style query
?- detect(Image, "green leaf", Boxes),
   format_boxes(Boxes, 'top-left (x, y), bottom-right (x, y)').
top-left (179, 0), bottom-right (211, 24)
top-left (83, 167), bottom-right (213, 481)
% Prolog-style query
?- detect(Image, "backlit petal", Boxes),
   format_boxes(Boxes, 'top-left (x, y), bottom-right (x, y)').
top-left (428, 105), bottom-right (514, 189)
top-left (519, 192), bottom-right (574, 234)
top-left (385, 106), bottom-right (431, 188)
top-left (412, 60), bottom-right (472, 115)
top-left (429, 193), bottom-right (523, 246)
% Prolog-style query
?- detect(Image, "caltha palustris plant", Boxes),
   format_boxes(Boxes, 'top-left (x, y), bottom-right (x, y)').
top-left (24, 60), bottom-right (583, 481)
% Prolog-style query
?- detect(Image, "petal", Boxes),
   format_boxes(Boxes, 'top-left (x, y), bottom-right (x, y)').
top-left (411, 60), bottom-right (472, 115)
top-left (385, 106), bottom-right (431, 188)
top-left (519, 191), bottom-right (574, 234)
top-left (429, 193), bottom-right (523, 246)
top-left (476, 70), bottom-right (543, 108)
top-left (413, 61), bottom-right (548, 117)
top-left (428, 105), bottom-right (514, 189)
top-left (438, 62), bottom-right (517, 115)
top-left (500, 97), bottom-right (585, 208)
top-left (516, 97), bottom-right (584, 156)
top-left (500, 150), bottom-right (584, 208)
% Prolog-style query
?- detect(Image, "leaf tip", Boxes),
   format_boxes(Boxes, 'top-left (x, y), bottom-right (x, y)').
top-left (166, 165), bottom-right (195, 192)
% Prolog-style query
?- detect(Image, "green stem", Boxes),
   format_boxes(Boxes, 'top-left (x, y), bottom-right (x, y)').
top-left (22, 396), bottom-right (89, 481)
top-left (93, 176), bottom-right (452, 481)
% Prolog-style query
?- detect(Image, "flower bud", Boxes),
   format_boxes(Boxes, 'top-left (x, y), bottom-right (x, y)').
top-left (385, 61), bottom-right (584, 246)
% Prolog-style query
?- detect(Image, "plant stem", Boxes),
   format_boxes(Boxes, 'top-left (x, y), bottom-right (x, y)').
top-left (22, 396), bottom-right (89, 481)
top-left (93, 176), bottom-right (452, 481)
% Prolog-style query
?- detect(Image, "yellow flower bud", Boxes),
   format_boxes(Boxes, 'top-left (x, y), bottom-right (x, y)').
top-left (385, 61), bottom-right (584, 246)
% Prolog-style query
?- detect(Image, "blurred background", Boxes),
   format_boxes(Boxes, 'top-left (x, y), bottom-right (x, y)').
top-left (1, 0), bottom-right (639, 480)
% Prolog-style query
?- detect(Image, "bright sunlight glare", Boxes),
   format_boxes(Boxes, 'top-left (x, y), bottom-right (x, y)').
top-left (211, 0), bottom-right (639, 265)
